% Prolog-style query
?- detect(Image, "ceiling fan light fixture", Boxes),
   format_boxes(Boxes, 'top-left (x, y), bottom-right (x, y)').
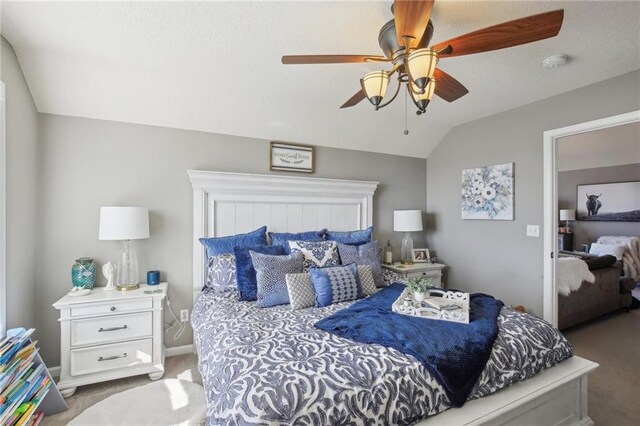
top-left (410, 79), bottom-right (436, 111)
top-left (407, 48), bottom-right (438, 90)
top-left (360, 71), bottom-right (390, 107)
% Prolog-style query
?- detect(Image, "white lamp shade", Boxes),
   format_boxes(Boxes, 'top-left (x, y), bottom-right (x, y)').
top-left (407, 48), bottom-right (438, 89)
top-left (99, 207), bottom-right (150, 240)
top-left (559, 209), bottom-right (576, 221)
top-left (393, 210), bottom-right (423, 232)
top-left (361, 71), bottom-right (390, 107)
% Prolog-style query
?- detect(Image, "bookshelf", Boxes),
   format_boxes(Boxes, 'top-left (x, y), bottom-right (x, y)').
top-left (0, 328), bottom-right (67, 425)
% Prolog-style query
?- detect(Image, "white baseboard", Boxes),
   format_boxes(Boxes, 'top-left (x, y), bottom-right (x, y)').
top-left (165, 344), bottom-right (194, 357)
top-left (48, 344), bottom-right (194, 379)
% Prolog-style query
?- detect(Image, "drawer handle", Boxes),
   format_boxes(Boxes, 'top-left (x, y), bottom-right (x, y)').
top-left (98, 325), bottom-right (128, 333)
top-left (110, 306), bottom-right (116, 312)
top-left (98, 353), bottom-right (127, 362)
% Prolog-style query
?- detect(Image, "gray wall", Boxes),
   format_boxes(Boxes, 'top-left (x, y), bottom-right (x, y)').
top-left (37, 113), bottom-right (427, 366)
top-left (426, 70), bottom-right (640, 315)
top-left (558, 164), bottom-right (640, 249)
top-left (1, 37), bottom-right (39, 330)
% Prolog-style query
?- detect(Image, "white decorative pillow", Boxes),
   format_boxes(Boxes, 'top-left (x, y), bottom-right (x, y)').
top-left (288, 240), bottom-right (340, 272)
top-left (285, 273), bottom-right (316, 310)
top-left (357, 265), bottom-right (378, 296)
top-left (206, 254), bottom-right (236, 292)
top-left (589, 243), bottom-right (625, 260)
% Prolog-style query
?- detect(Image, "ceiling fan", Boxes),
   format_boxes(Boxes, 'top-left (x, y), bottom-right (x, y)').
top-left (282, 0), bottom-right (564, 115)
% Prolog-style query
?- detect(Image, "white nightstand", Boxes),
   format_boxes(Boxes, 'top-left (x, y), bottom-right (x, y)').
top-left (53, 283), bottom-right (167, 398)
top-left (382, 262), bottom-right (446, 287)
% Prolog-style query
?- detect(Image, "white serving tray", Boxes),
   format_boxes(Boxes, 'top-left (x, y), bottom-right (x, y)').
top-left (392, 288), bottom-right (470, 324)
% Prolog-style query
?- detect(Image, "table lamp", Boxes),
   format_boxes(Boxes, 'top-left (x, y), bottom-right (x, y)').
top-left (393, 210), bottom-right (423, 265)
top-left (99, 207), bottom-right (149, 291)
top-left (559, 209), bottom-right (575, 233)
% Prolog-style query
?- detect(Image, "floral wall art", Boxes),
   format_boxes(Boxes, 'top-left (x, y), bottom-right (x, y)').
top-left (461, 163), bottom-right (514, 220)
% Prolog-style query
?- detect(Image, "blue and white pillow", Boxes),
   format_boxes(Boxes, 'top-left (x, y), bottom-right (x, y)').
top-left (288, 240), bottom-right (340, 272)
top-left (309, 263), bottom-right (363, 307)
top-left (325, 226), bottom-right (373, 245)
top-left (338, 241), bottom-right (384, 287)
top-left (269, 230), bottom-right (326, 249)
top-left (250, 251), bottom-right (303, 308)
top-left (199, 226), bottom-right (267, 258)
top-left (234, 244), bottom-right (286, 301)
top-left (205, 254), bottom-right (236, 292)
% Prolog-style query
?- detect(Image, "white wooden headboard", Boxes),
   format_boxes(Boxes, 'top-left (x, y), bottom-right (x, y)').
top-left (188, 170), bottom-right (378, 303)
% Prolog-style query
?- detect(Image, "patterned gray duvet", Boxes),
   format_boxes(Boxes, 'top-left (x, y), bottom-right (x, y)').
top-left (192, 288), bottom-right (572, 425)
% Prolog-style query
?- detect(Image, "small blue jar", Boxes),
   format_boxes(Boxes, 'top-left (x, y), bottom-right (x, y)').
top-left (147, 270), bottom-right (160, 286)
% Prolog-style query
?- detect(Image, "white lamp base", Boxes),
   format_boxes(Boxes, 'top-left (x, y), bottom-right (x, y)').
top-left (117, 284), bottom-right (140, 291)
top-left (400, 232), bottom-right (414, 265)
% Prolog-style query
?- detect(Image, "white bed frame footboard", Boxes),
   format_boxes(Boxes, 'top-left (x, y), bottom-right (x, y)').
top-left (188, 170), bottom-right (599, 426)
top-left (420, 356), bottom-right (598, 426)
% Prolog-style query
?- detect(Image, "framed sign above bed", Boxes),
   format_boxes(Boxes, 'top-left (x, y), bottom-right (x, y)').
top-left (577, 181), bottom-right (640, 222)
top-left (270, 141), bottom-right (314, 173)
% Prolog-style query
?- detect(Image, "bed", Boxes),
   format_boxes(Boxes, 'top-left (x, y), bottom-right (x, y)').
top-left (189, 170), bottom-right (598, 426)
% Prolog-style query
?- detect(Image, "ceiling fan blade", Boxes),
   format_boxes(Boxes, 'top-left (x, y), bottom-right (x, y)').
top-left (433, 68), bottom-right (468, 102)
top-left (282, 55), bottom-right (387, 65)
top-left (432, 9), bottom-right (564, 58)
top-left (340, 89), bottom-right (367, 109)
top-left (394, 0), bottom-right (435, 48)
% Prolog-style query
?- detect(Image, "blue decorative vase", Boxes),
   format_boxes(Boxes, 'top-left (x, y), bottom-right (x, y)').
top-left (71, 257), bottom-right (96, 289)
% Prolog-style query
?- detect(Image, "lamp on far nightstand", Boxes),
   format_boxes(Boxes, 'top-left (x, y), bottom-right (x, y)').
top-left (394, 210), bottom-right (423, 265)
top-left (559, 209), bottom-right (575, 233)
top-left (99, 207), bottom-right (150, 291)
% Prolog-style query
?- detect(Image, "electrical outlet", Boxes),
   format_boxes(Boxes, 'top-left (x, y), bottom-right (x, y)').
top-left (180, 309), bottom-right (189, 323)
top-left (526, 225), bottom-right (540, 237)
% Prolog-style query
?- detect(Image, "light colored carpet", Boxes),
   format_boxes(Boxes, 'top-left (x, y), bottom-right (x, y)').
top-left (46, 310), bottom-right (639, 425)
top-left (67, 379), bottom-right (205, 426)
top-left (43, 354), bottom-right (201, 426)
top-left (563, 308), bottom-right (640, 426)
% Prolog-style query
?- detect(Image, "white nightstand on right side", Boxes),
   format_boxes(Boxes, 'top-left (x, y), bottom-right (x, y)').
top-left (382, 262), bottom-right (446, 287)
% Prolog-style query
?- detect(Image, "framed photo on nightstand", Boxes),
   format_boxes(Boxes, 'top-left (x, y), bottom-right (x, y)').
top-left (412, 248), bottom-right (430, 263)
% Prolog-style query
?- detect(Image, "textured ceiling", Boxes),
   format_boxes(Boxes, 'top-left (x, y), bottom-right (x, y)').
top-left (2, 1), bottom-right (639, 158)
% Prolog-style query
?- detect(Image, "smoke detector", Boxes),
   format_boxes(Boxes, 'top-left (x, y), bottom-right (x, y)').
top-left (542, 54), bottom-right (569, 69)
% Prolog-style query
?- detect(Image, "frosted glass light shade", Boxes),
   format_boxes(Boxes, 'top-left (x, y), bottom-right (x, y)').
top-left (361, 71), bottom-right (390, 107)
top-left (559, 209), bottom-right (576, 221)
top-left (99, 207), bottom-right (150, 240)
top-left (410, 79), bottom-right (436, 110)
top-left (393, 210), bottom-right (423, 232)
top-left (407, 48), bottom-right (438, 90)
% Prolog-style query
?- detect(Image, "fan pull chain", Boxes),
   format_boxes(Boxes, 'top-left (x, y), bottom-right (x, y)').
top-left (403, 87), bottom-right (409, 135)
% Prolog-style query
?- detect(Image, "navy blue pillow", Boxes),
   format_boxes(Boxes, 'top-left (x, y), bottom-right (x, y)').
top-left (235, 244), bottom-right (285, 301)
top-left (269, 230), bottom-right (326, 253)
top-left (325, 226), bottom-right (373, 244)
top-left (200, 226), bottom-right (267, 258)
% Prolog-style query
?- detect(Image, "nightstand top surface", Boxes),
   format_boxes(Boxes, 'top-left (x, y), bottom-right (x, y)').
top-left (382, 262), bottom-right (445, 273)
top-left (53, 283), bottom-right (168, 308)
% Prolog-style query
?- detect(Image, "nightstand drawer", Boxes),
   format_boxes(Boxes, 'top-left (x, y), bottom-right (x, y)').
top-left (70, 299), bottom-right (153, 317)
top-left (71, 312), bottom-right (153, 347)
top-left (70, 338), bottom-right (153, 376)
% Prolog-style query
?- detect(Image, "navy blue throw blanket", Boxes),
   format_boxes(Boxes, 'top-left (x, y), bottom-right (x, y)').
top-left (315, 283), bottom-right (504, 407)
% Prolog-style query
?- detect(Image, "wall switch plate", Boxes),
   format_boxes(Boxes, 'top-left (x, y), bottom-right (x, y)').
top-left (526, 225), bottom-right (540, 237)
top-left (180, 309), bottom-right (189, 322)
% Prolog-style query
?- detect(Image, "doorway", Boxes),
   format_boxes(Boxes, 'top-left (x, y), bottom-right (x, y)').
top-left (542, 110), bottom-right (640, 326)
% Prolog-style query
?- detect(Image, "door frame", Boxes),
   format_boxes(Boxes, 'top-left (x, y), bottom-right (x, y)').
top-left (542, 109), bottom-right (640, 326)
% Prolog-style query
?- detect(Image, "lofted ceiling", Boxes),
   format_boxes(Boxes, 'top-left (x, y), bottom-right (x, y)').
top-left (2, 1), bottom-right (639, 159)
